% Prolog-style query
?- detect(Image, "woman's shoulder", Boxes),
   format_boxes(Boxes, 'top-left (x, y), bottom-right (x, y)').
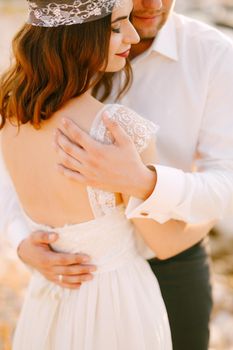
top-left (107, 103), bottom-right (158, 129)
top-left (104, 103), bottom-right (159, 153)
top-left (107, 103), bottom-right (159, 133)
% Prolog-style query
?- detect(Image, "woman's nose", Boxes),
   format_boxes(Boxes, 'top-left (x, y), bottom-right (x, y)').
top-left (125, 23), bottom-right (140, 45)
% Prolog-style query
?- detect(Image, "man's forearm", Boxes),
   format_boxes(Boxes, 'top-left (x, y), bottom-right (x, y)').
top-left (126, 165), bottom-right (233, 224)
top-left (131, 216), bottom-right (215, 260)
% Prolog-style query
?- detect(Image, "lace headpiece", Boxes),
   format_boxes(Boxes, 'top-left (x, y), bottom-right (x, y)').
top-left (27, 0), bottom-right (124, 27)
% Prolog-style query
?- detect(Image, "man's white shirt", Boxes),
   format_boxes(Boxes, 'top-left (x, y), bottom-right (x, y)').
top-left (120, 13), bottom-right (233, 224)
top-left (0, 136), bottom-right (29, 249)
top-left (1, 13), bottom-right (233, 250)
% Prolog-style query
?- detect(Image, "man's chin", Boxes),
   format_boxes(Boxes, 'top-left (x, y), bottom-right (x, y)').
top-left (137, 25), bottom-right (163, 40)
top-left (133, 16), bottom-right (167, 40)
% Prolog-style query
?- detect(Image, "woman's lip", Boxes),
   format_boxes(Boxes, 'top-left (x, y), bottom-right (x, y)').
top-left (116, 49), bottom-right (130, 58)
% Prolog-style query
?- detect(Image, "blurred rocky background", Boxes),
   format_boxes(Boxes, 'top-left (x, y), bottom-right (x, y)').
top-left (0, 1), bottom-right (233, 349)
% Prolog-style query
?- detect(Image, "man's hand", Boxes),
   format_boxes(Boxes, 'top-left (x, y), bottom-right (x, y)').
top-left (18, 231), bottom-right (97, 289)
top-left (55, 112), bottom-right (156, 199)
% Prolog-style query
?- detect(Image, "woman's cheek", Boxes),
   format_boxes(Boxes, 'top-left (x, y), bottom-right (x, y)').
top-left (109, 34), bottom-right (122, 57)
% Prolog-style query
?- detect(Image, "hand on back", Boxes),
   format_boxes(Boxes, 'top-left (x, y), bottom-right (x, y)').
top-left (18, 231), bottom-right (97, 289)
top-left (55, 111), bottom-right (155, 199)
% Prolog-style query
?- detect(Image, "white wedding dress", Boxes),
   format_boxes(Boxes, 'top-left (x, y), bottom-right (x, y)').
top-left (1, 104), bottom-right (172, 350)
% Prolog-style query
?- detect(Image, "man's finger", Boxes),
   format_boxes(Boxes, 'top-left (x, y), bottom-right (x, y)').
top-left (102, 112), bottom-right (131, 146)
top-left (55, 129), bottom-right (86, 163)
top-left (53, 264), bottom-right (97, 276)
top-left (56, 274), bottom-right (93, 285)
top-left (49, 277), bottom-right (82, 289)
top-left (30, 231), bottom-right (58, 244)
top-left (56, 145), bottom-right (85, 174)
top-left (53, 252), bottom-right (91, 266)
top-left (59, 118), bottom-right (97, 151)
top-left (57, 164), bottom-right (87, 183)
top-left (60, 283), bottom-right (82, 290)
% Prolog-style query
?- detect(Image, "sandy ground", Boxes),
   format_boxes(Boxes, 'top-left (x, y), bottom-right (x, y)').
top-left (0, 3), bottom-right (233, 350)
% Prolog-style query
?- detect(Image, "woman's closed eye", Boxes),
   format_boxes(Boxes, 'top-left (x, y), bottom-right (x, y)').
top-left (111, 26), bottom-right (121, 33)
top-left (111, 14), bottom-right (131, 34)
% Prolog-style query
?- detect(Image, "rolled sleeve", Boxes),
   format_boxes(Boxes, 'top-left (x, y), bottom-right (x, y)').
top-left (125, 164), bottom-right (186, 223)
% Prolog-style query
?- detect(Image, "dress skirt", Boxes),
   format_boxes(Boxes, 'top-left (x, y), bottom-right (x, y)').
top-left (13, 206), bottom-right (172, 350)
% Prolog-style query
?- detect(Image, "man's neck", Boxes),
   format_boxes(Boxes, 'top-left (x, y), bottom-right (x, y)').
top-left (129, 38), bottom-right (155, 60)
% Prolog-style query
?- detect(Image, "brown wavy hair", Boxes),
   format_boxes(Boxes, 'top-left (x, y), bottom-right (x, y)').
top-left (0, 15), bottom-right (132, 129)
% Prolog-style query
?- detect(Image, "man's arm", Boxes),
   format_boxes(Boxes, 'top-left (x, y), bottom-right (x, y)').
top-left (122, 139), bottom-right (215, 259)
top-left (126, 42), bottom-right (233, 224)
top-left (56, 118), bottom-right (215, 259)
top-left (56, 44), bottom-right (233, 225)
top-left (55, 114), bottom-right (157, 200)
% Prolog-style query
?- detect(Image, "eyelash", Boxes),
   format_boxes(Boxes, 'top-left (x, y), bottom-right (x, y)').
top-left (112, 27), bottom-right (121, 33)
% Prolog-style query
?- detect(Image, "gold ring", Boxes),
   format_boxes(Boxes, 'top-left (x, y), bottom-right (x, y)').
top-left (58, 274), bottom-right (63, 283)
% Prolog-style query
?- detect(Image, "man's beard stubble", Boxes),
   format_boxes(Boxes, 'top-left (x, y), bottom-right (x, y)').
top-left (132, 14), bottom-right (167, 40)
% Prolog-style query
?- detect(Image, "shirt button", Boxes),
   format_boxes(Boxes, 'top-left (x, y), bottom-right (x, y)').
top-left (140, 212), bottom-right (149, 217)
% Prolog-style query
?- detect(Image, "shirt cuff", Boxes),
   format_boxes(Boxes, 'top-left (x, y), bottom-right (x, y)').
top-left (125, 164), bottom-right (186, 223)
top-left (7, 218), bottom-right (30, 251)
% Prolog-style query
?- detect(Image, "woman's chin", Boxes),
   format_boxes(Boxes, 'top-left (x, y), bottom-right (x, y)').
top-left (105, 59), bottom-right (127, 73)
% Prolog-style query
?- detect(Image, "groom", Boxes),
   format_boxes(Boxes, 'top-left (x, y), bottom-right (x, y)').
top-left (3, 1), bottom-right (233, 349)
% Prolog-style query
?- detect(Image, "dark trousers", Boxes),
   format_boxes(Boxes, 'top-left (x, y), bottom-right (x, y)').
top-left (148, 241), bottom-right (213, 350)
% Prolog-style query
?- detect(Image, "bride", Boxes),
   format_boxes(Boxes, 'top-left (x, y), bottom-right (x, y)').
top-left (0, 1), bottom-right (172, 348)
top-left (0, 0), bottom-right (206, 349)
top-left (0, 0), bottom-right (214, 348)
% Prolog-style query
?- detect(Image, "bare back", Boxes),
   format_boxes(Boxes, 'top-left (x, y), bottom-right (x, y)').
top-left (1, 94), bottom-right (121, 227)
top-left (2, 96), bottom-right (157, 228)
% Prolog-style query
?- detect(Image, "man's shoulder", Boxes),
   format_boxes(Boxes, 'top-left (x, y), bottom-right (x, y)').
top-left (173, 12), bottom-right (233, 51)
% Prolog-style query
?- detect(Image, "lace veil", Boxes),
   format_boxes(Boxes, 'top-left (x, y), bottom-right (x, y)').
top-left (27, 0), bottom-right (125, 27)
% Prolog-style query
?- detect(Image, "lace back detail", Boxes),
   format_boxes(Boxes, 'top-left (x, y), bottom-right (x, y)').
top-left (87, 104), bottom-right (159, 218)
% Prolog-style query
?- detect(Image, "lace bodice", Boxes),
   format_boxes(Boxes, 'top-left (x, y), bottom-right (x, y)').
top-left (87, 104), bottom-right (159, 218)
